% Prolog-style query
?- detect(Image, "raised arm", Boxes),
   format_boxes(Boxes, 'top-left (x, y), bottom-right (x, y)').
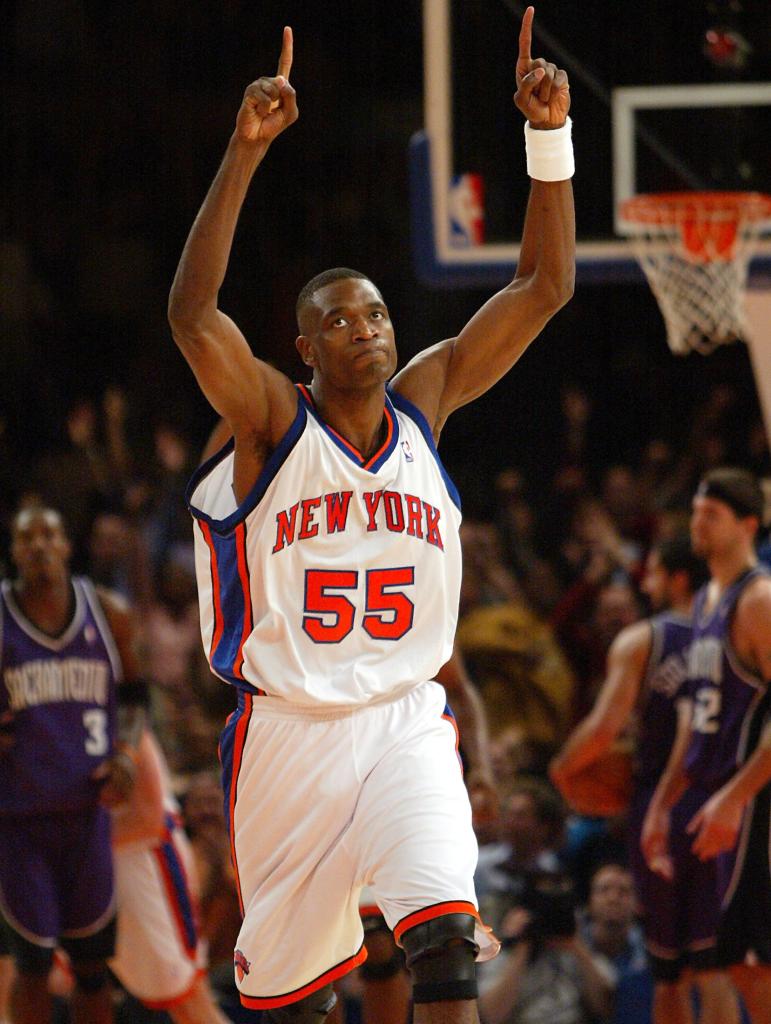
top-left (392, 6), bottom-right (575, 438)
top-left (168, 28), bottom-right (299, 490)
top-left (550, 620), bottom-right (652, 785)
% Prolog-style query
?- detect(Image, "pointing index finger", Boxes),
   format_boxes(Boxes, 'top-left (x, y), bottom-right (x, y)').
top-left (277, 25), bottom-right (293, 80)
top-left (518, 6), bottom-right (534, 63)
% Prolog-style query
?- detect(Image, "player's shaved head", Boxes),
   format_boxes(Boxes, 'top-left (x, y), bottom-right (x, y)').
top-left (296, 267), bottom-right (377, 333)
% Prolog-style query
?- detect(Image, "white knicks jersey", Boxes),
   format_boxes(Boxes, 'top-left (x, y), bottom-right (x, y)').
top-left (186, 385), bottom-right (462, 708)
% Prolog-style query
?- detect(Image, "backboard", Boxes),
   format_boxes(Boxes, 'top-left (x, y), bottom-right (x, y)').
top-left (412, 0), bottom-right (771, 287)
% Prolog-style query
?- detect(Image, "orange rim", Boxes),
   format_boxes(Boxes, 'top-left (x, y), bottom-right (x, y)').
top-left (619, 191), bottom-right (771, 262)
top-left (620, 191), bottom-right (771, 226)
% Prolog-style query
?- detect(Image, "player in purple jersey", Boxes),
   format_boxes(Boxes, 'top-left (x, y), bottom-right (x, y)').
top-left (0, 506), bottom-right (145, 1024)
top-left (643, 468), bottom-right (771, 1024)
top-left (550, 534), bottom-right (732, 1024)
top-left (168, 10), bottom-right (573, 1024)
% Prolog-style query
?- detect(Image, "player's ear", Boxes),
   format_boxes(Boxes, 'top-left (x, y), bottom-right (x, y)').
top-left (295, 335), bottom-right (315, 366)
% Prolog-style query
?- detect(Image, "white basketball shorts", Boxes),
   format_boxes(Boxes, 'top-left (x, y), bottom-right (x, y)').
top-left (225, 679), bottom-right (497, 1012)
top-left (110, 814), bottom-right (206, 1009)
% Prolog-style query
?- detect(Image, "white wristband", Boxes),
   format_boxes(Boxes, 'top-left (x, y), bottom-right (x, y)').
top-left (525, 117), bottom-right (574, 182)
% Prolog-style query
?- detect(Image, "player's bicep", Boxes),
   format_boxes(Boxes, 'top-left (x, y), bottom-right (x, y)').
top-left (437, 282), bottom-right (553, 415)
top-left (96, 589), bottom-right (142, 682)
top-left (171, 309), bottom-right (274, 430)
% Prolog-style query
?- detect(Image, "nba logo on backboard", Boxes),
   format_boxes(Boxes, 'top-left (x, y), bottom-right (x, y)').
top-left (401, 439), bottom-right (414, 462)
top-left (448, 173), bottom-right (484, 248)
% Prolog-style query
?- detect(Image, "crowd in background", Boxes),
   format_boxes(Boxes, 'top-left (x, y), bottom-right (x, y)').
top-left (1, 372), bottom-right (768, 1023)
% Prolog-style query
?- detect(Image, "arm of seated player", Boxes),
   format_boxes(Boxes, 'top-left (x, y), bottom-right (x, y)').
top-left (167, 29), bottom-right (298, 489)
top-left (111, 728), bottom-right (166, 847)
top-left (550, 620), bottom-right (652, 786)
top-left (641, 696), bottom-right (693, 879)
top-left (391, 9), bottom-right (574, 439)
top-left (436, 646), bottom-right (499, 824)
top-left (476, 910), bottom-right (533, 1024)
top-left (94, 587), bottom-right (146, 806)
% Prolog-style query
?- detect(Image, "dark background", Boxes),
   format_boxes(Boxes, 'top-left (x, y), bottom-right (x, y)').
top-left (2, 0), bottom-right (770, 513)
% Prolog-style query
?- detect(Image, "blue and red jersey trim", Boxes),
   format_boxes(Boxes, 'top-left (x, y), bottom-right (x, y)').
top-left (219, 690), bottom-right (253, 917)
top-left (196, 520), bottom-right (262, 691)
top-left (442, 703), bottom-right (463, 774)
top-left (387, 388), bottom-right (461, 511)
top-left (153, 814), bottom-right (199, 961)
top-left (297, 384), bottom-right (399, 473)
top-left (185, 399), bottom-right (307, 534)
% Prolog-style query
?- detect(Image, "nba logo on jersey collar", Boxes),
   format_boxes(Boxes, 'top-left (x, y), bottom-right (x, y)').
top-left (401, 439), bottom-right (414, 462)
top-left (234, 949), bottom-right (251, 982)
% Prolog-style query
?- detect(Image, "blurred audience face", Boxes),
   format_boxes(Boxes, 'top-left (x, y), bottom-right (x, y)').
top-left (495, 468), bottom-right (527, 502)
top-left (602, 465), bottom-right (640, 523)
top-left (588, 864), bottom-right (636, 929)
top-left (640, 549), bottom-right (670, 612)
top-left (66, 400), bottom-right (97, 447)
top-left (184, 771), bottom-right (225, 836)
top-left (502, 791), bottom-right (545, 852)
top-left (499, 785), bottom-right (564, 860)
top-left (155, 425), bottom-right (190, 473)
top-left (158, 560), bottom-right (197, 611)
top-left (489, 727), bottom-right (527, 788)
top-left (698, 434), bottom-right (727, 471)
top-left (561, 387), bottom-right (591, 427)
top-left (593, 582), bottom-right (640, 646)
top-left (88, 513), bottom-right (131, 570)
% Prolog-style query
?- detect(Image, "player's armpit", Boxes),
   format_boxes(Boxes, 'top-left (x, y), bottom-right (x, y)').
top-left (390, 338), bottom-right (455, 441)
top-left (413, 263), bottom-right (571, 427)
top-left (172, 309), bottom-right (297, 442)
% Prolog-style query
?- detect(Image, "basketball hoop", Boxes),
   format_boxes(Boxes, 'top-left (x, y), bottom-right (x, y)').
top-left (619, 191), bottom-right (771, 355)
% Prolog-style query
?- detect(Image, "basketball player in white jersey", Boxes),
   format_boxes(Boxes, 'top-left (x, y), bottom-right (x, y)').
top-left (168, 9), bottom-right (574, 1023)
top-left (110, 727), bottom-right (230, 1024)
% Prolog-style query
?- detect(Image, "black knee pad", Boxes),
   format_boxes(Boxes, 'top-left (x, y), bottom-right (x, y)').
top-left (400, 912), bottom-right (478, 1004)
top-left (264, 984), bottom-right (337, 1022)
top-left (689, 946), bottom-right (720, 974)
top-left (649, 953), bottom-right (684, 983)
top-left (361, 914), bottom-right (405, 982)
top-left (71, 963), bottom-right (110, 995)
top-left (61, 914), bottom-right (117, 965)
top-left (360, 952), bottom-right (405, 982)
top-left (5, 929), bottom-right (54, 976)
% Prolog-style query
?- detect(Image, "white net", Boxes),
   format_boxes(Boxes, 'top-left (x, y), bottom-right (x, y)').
top-left (620, 193), bottom-right (771, 355)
